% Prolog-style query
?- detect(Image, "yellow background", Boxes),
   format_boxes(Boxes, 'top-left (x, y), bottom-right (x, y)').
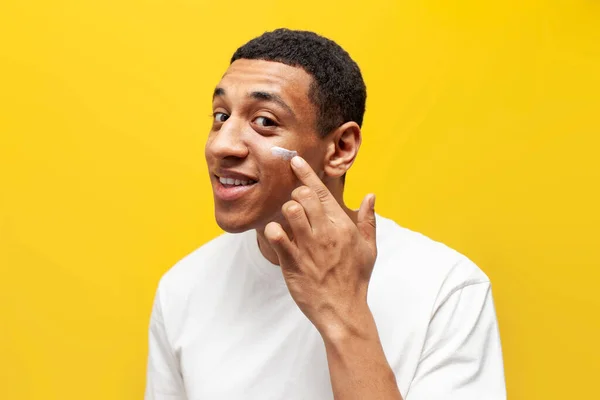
top-left (1, 0), bottom-right (598, 399)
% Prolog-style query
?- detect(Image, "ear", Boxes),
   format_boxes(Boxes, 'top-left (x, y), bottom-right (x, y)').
top-left (323, 121), bottom-right (362, 179)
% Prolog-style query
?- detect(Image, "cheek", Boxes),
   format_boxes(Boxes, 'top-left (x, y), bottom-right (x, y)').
top-left (249, 140), bottom-right (289, 170)
top-left (253, 149), bottom-right (298, 196)
top-left (262, 159), bottom-right (297, 188)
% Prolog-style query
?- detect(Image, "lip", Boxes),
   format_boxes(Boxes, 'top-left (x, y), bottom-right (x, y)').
top-left (212, 174), bottom-right (258, 201)
top-left (215, 169), bottom-right (258, 181)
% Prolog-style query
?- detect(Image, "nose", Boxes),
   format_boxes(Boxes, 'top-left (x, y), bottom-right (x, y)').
top-left (207, 116), bottom-right (249, 161)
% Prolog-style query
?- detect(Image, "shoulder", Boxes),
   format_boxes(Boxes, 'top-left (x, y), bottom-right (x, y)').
top-left (372, 214), bottom-right (490, 308)
top-left (155, 232), bottom-right (243, 304)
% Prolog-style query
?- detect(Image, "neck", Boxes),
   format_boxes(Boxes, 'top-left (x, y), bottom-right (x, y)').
top-left (255, 185), bottom-right (357, 266)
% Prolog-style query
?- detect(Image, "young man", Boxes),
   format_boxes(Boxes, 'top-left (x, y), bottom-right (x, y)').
top-left (145, 29), bottom-right (506, 400)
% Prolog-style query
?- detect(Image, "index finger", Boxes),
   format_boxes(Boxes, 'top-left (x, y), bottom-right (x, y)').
top-left (290, 156), bottom-right (339, 212)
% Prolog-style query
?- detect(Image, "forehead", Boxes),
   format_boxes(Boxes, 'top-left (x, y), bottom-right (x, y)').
top-left (217, 59), bottom-right (313, 107)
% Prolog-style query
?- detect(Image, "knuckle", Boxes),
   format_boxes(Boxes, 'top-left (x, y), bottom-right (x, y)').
top-left (314, 187), bottom-right (330, 202)
top-left (322, 233), bottom-right (338, 249)
top-left (291, 185), bottom-right (313, 201)
top-left (265, 224), bottom-right (284, 242)
top-left (338, 221), bottom-right (352, 233)
top-left (282, 200), bottom-right (297, 210)
top-left (270, 231), bottom-right (285, 243)
top-left (290, 187), bottom-right (302, 200)
top-left (283, 201), bottom-right (304, 219)
top-left (299, 186), bottom-right (313, 199)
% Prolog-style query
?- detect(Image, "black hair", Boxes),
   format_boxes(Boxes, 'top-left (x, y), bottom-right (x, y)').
top-left (231, 28), bottom-right (366, 137)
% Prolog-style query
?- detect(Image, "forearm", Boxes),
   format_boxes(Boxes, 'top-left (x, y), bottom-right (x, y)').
top-left (321, 306), bottom-right (403, 400)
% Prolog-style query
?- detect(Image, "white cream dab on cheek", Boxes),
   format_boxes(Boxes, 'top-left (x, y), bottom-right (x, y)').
top-left (270, 146), bottom-right (298, 161)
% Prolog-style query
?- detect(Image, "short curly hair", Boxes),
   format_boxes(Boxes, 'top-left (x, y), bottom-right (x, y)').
top-left (231, 29), bottom-right (367, 137)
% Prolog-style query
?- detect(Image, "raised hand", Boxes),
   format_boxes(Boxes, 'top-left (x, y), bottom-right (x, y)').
top-left (264, 156), bottom-right (377, 338)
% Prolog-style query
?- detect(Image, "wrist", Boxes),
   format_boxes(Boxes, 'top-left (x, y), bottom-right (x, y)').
top-left (318, 302), bottom-right (379, 345)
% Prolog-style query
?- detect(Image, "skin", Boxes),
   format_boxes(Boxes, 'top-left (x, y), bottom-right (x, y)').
top-left (205, 58), bottom-right (403, 400)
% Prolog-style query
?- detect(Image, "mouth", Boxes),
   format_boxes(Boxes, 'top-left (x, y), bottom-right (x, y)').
top-left (213, 174), bottom-right (258, 201)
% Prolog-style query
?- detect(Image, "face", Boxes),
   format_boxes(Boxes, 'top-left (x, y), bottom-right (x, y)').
top-left (205, 59), bottom-right (326, 233)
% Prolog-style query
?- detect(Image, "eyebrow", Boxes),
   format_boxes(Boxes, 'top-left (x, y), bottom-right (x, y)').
top-left (213, 87), bottom-right (225, 99)
top-left (212, 87), bottom-right (296, 118)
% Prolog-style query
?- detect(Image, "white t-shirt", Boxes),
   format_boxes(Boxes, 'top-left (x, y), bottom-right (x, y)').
top-left (145, 214), bottom-right (506, 400)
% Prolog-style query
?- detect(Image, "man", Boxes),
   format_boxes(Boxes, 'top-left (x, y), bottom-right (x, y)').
top-left (145, 29), bottom-right (506, 399)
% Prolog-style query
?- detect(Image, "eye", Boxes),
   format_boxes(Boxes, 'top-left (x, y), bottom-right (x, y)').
top-left (254, 116), bottom-right (277, 127)
top-left (213, 112), bottom-right (229, 122)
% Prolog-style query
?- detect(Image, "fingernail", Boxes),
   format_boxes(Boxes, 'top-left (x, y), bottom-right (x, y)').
top-left (291, 156), bottom-right (304, 168)
top-left (370, 194), bottom-right (376, 210)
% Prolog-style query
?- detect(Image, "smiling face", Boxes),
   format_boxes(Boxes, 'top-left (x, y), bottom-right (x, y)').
top-left (205, 59), bottom-right (328, 233)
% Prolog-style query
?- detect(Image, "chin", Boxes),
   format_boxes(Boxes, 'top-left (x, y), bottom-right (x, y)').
top-left (215, 213), bottom-right (257, 234)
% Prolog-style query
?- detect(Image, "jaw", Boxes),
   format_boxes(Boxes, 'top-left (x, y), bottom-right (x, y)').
top-left (214, 204), bottom-right (256, 233)
top-left (213, 184), bottom-right (353, 234)
top-left (214, 200), bottom-right (292, 235)
top-left (215, 219), bottom-right (252, 234)
top-left (213, 199), bottom-right (275, 234)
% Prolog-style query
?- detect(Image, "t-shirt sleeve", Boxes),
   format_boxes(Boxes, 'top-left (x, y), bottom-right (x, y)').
top-left (145, 285), bottom-right (187, 400)
top-left (406, 281), bottom-right (506, 400)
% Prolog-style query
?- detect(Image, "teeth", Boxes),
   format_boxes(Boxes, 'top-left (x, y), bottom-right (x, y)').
top-left (219, 176), bottom-right (255, 186)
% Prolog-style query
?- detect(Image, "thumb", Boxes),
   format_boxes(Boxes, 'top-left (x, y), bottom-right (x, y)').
top-left (264, 222), bottom-right (297, 268)
top-left (356, 193), bottom-right (377, 247)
